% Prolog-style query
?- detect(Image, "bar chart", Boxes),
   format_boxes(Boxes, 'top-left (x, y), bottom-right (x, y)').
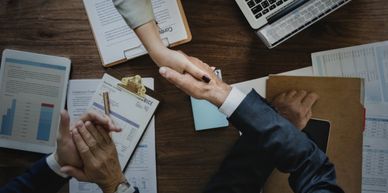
top-left (0, 99), bottom-right (16, 136)
top-left (36, 103), bottom-right (54, 141)
top-left (0, 98), bottom-right (56, 145)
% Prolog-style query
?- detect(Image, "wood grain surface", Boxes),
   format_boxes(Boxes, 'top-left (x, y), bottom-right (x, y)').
top-left (0, 0), bottom-right (387, 193)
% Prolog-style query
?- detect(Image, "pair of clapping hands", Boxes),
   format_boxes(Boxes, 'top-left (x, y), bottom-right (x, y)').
top-left (54, 111), bottom-right (124, 193)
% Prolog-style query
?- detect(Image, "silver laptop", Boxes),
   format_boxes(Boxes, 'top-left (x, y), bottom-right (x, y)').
top-left (235, 0), bottom-right (351, 48)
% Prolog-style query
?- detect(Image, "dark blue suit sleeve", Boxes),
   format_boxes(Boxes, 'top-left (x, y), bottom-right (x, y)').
top-left (228, 90), bottom-right (344, 193)
top-left (0, 156), bottom-right (68, 193)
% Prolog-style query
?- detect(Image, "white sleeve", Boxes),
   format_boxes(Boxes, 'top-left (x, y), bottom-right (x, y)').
top-left (46, 153), bottom-right (69, 178)
top-left (219, 87), bottom-right (247, 118)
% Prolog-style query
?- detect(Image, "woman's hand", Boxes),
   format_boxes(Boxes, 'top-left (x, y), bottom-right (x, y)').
top-left (135, 21), bottom-right (212, 82)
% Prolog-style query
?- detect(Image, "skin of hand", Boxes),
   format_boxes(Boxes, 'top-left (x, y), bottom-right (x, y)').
top-left (271, 90), bottom-right (319, 129)
top-left (134, 21), bottom-right (212, 82)
top-left (158, 55), bottom-right (232, 107)
top-left (60, 121), bottom-right (125, 193)
top-left (54, 111), bottom-right (122, 167)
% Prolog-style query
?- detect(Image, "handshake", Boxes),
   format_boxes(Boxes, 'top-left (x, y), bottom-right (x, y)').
top-left (54, 49), bottom-right (318, 193)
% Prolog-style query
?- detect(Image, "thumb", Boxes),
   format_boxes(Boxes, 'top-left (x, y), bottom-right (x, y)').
top-left (59, 110), bottom-right (70, 136)
top-left (61, 165), bottom-right (87, 181)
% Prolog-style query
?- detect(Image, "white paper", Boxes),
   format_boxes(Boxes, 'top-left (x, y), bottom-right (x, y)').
top-left (67, 79), bottom-right (100, 124)
top-left (0, 49), bottom-right (70, 153)
top-left (312, 41), bottom-right (388, 117)
top-left (232, 67), bottom-right (313, 96)
top-left (68, 78), bottom-right (157, 193)
top-left (363, 117), bottom-right (388, 193)
top-left (83, 0), bottom-right (188, 65)
top-left (311, 41), bottom-right (388, 193)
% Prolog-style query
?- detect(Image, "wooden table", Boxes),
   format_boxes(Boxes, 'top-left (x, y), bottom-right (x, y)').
top-left (0, 0), bottom-right (387, 192)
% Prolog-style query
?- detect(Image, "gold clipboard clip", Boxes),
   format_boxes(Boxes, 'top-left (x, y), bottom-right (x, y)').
top-left (106, 68), bottom-right (161, 102)
top-left (117, 75), bottom-right (146, 100)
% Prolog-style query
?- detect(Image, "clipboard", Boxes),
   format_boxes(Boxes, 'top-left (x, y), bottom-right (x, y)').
top-left (83, 0), bottom-right (192, 67)
top-left (89, 70), bottom-right (160, 171)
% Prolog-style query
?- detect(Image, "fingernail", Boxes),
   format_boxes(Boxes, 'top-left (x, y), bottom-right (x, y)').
top-left (202, 75), bottom-right (211, 83)
top-left (159, 67), bottom-right (167, 75)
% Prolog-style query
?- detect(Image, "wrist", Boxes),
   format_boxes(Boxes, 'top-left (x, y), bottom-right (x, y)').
top-left (209, 83), bottom-right (232, 107)
top-left (53, 152), bottom-right (64, 167)
top-left (101, 174), bottom-right (126, 193)
top-left (149, 46), bottom-right (169, 67)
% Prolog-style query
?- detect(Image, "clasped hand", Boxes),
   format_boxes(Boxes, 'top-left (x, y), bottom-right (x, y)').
top-left (55, 111), bottom-right (124, 193)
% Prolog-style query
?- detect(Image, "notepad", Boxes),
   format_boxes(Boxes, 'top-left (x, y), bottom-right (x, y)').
top-left (83, 0), bottom-right (192, 67)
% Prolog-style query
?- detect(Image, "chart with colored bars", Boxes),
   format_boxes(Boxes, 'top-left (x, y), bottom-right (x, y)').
top-left (0, 98), bottom-right (55, 144)
top-left (0, 99), bottom-right (16, 136)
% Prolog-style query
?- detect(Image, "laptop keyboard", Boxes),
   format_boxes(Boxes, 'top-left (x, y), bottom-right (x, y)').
top-left (246, 0), bottom-right (291, 19)
top-left (257, 0), bottom-right (351, 48)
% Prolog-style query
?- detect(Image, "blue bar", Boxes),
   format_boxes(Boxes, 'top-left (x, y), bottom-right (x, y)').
top-left (1, 115), bottom-right (7, 135)
top-left (5, 58), bottom-right (66, 71)
top-left (36, 105), bottom-right (53, 141)
top-left (5, 109), bottom-right (12, 135)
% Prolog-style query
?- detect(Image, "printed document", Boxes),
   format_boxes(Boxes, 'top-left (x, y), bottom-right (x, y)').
top-left (83, 0), bottom-right (188, 66)
top-left (311, 41), bottom-right (388, 193)
top-left (67, 78), bottom-right (157, 193)
top-left (0, 49), bottom-right (70, 153)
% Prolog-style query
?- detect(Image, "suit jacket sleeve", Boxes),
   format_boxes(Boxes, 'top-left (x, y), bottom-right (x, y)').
top-left (228, 90), bottom-right (344, 193)
top-left (0, 156), bottom-right (68, 193)
top-left (113, 0), bottom-right (155, 29)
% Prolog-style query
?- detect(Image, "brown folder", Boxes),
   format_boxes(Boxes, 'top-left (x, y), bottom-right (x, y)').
top-left (264, 76), bottom-right (364, 193)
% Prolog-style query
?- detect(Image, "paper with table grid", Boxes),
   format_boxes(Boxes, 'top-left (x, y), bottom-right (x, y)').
top-left (312, 41), bottom-right (388, 193)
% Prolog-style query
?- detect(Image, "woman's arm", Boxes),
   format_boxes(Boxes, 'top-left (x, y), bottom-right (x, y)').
top-left (113, 0), bottom-right (211, 81)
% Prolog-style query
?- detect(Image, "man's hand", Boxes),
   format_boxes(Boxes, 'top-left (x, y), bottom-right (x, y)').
top-left (271, 90), bottom-right (319, 129)
top-left (61, 121), bottom-right (124, 193)
top-left (158, 55), bottom-right (232, 107)
top-left (55, 111), bottom-right (122, 167)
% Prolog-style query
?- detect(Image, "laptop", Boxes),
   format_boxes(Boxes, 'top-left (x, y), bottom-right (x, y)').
top-left (235, 0), bottom-right (351, 48)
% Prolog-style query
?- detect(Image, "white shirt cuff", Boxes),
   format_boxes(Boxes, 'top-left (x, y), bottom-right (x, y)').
top-left (46, 153), bottom-right (69, 178)
top-left (219, 87), bottom-right (247, 117)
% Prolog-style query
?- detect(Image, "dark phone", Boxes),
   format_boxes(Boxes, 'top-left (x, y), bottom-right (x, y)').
top-left (302, 119), bottom-right (330, 153)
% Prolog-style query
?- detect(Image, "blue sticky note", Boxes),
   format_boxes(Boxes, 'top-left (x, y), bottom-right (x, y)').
top-left (190, 69), bottom-right (229, 131)
top-left (191, 98), bottom-right (229, 131)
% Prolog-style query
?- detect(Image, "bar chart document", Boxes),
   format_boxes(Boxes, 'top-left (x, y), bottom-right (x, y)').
top-left (68, 79), bottom-right (157, 193)
top-left (311, 41), bottom-right (388, 193)
top-left (0, 49), bottom-right (71, 153)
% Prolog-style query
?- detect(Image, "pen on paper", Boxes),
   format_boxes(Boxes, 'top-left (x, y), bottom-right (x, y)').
top-left (103, 91), bottom-right (110, 115)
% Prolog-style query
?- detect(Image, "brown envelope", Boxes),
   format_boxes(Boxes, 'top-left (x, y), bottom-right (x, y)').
top-left (263, 76), bottom-right (364, 193)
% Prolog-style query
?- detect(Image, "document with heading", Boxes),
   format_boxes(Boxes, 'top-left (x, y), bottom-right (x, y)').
top-left (68, 78), bottom-right (157, 193)
top-left (83, 0), bottom-right (189, 66)
top-left (311, 41), bottom-right (388, 193)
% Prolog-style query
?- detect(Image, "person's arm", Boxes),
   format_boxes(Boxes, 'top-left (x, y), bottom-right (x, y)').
top-left (112, 0), bottom-right (211, 82)
top-left (0, 156), bottom-right (69, 193)
top-left (158, 56), bottom-right (344, 193)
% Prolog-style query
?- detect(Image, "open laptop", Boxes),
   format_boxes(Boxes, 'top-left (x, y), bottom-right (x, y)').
top-left (235, 0), bottom-right (351, 48)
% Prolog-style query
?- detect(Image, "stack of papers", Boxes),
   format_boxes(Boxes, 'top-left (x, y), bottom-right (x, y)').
top-left (311, 41), bottom-right (388, 193)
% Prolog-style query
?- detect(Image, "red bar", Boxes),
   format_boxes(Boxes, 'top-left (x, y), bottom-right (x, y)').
top-left (41, 103), bottom-right (54, 108)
